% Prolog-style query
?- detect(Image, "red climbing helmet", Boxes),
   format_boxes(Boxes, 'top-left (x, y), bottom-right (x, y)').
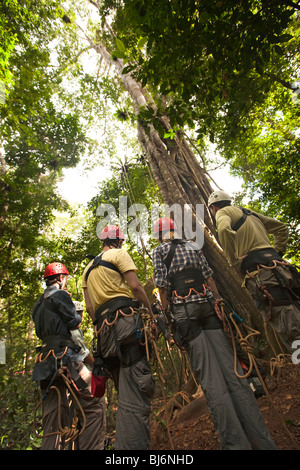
top-left (43, 262), bottom-right (69, 279)
top-left (154, 217), bottom-right (177, 235)
top-left (99, 225), bottom-right (125, 240)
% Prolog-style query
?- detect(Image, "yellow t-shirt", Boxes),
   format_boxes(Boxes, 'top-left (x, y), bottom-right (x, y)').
top-left (82, 248), bottom-right (137, 312)
top-left (215, 206), bottom-right (288, 270)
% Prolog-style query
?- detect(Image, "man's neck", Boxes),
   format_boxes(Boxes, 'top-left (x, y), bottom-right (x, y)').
top-left (48, 282), bottom-right (60, 290)
top-left (102, 244), bottom-right (120, 252)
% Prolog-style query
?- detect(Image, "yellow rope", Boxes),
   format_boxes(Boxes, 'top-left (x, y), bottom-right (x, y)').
top-left (222, 304), bottom-right (300, 450)
top-left (140, 308), bottom-right (177, 448)
top-left (222, 306), bottom-right (260, 379)
top-left (33, 368), bottom-right (87, 448)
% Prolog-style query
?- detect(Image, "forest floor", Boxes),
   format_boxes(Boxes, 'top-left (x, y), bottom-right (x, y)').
top-left (150, 362), bottom-right (300, 451)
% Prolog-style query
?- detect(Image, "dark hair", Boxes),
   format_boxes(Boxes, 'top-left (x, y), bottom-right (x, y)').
top-left (45, 274), bottom-right (66, 287)
top-left (212, 200), bottom-right (231, 209)
top-left (102, 238), bottom-right (123, 248)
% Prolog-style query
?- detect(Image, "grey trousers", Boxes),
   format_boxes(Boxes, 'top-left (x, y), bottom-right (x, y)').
top-left (114, 358), bottom-right (155, 450)
top-left (173, 302), bottom-right (277, 450)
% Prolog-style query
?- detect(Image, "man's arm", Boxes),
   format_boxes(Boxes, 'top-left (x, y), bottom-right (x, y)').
top-left (158, 287), bottom-right (169, 311)
top-left (83, 287), bottom-right (95, 322)
top-left (55, 291), bottom-right (82, 330)
top-left (205, 275), bottom-right (222, 300)
top-left (71, 328), bottom-right (94, 366)
top-left (256, 212), bottom-right (288, 255)
top-left (216, 211), bottom-right (240, 268)
top-left (123, 270), bottom-right (155, 320)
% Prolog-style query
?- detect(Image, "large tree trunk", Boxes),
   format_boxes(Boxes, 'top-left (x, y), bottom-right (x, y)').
top-left (136, 120), bottom-right (261, 328)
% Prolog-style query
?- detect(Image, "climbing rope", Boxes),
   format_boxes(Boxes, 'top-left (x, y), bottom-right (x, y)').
top-left (219, 302), bottom-right (300, 450)
top-left (140, 306), bottom-right (202, 450)
top-left (33, 367), bottom-right (87, 449)
top-left (139, 306), bottom-right (178, 448)
top-left (220, 303), bottom-right (260, 379)
top-left (269, 353), bottom-right (293, 378)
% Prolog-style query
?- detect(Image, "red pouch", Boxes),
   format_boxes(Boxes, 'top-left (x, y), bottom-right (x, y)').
top-left (91, 373), bottom-right (107, 398)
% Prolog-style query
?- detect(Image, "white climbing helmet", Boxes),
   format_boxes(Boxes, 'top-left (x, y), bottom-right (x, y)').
top-left (73, 301), bottom-right (84, 312)
top-left (208, 190), bottom-right (232, 207)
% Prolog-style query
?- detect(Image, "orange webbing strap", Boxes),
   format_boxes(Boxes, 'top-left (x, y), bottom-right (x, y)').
top-left (94, 306), bottom-right (136, 336)
top-left (171, 284), bottom-right (207, 301)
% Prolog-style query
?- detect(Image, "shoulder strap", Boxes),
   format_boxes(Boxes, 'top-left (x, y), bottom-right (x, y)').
top-left (85, 253), bottom-right (121, 282)
top-left (164, 239), bottom-right (187, 272)
top-left (232, 208), bottom-right (261, 232)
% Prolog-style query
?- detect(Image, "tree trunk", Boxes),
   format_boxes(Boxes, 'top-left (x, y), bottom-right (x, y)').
top-left (78, 17), bottom-right (273, 351)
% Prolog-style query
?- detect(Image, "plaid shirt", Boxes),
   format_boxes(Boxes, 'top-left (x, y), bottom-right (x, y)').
top-left (152, 240), bottom-right (214, 304)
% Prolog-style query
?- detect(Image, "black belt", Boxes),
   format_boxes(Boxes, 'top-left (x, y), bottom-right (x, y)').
top-left (37, 335), bottom-right (81, 354)
top-left (241, 248), bottom-right (283, 275)
top-left (94, 296), bottom-right (140, 324)
top-left (170, 269), bottom-right (206, 296)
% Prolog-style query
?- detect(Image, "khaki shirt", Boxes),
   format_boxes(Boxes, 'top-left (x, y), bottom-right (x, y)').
top-left (215, 206), bottom-right (288, 270)
top-left (82, 248), bottom-right (137, 312)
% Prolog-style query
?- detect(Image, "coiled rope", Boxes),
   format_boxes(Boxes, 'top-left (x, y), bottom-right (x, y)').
top-left (33, 367), bottom-right (87, 448)
top-left (220, 302), bottom-right (300, 450)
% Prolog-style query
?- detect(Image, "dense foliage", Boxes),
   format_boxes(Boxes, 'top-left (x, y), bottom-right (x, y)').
top-left (0, 1), bottom-right (89, 449)
top-left (0, 0), bottom-right (299, 449)
top-left (101, 0), bottom-right (300, 256)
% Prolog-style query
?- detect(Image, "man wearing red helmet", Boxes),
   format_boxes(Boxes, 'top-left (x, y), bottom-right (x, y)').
top-left (152, 219), bottom-right (276, 450)
top-left (82, 225), bottom-right (156, 450)
top-left (32, 262), bottom-right (106, 450)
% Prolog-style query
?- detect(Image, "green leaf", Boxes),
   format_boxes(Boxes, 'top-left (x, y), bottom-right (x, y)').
top-left (116, 37), bottom-right (126, 53)
top-left (122, 64), bottom-right (135, 74)
top-left (111, 50), bottom-right (127, 59)
top-left (137, 37), bottom-right (147, 49)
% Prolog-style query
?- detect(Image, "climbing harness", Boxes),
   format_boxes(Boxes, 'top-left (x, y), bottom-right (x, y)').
top-left (241, 247), bottom-right (284, 275)
top-left (162, 239), bottom-right (221, 348)
top-left (94, 303), bottom-right (137, 337)
top-left (85, 252), bottom-right (121, 282)
top-left (244, 258), bottom-right (300, 321)
top-left (93, 296), bottom-right (149, 368)
top-left (232, 207), bottom-right (261, 232)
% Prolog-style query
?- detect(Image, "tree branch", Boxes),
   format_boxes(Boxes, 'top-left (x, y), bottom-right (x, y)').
top-left (267, 73), bottom-right (297, 91)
